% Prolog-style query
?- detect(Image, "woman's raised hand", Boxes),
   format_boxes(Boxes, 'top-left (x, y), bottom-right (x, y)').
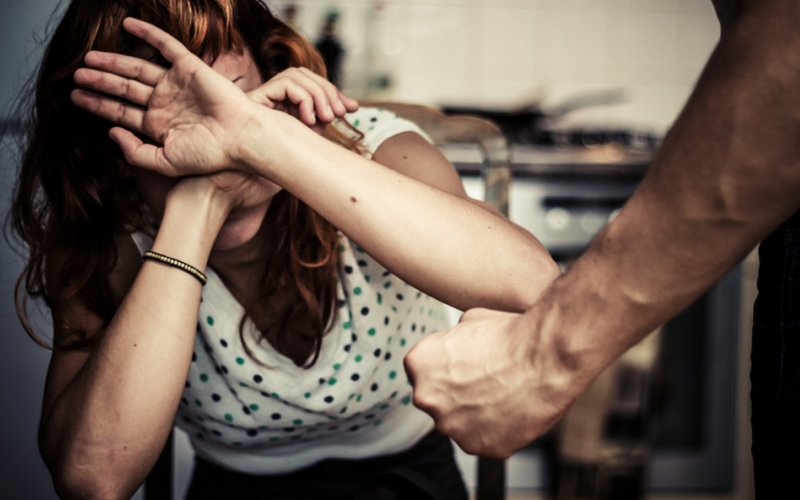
top-left (72, 18), bottom-right (259, 177)
top-left (247, 67), bottom-right (358, 135)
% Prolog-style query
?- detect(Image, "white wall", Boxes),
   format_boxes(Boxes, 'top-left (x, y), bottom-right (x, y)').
top-left (273, 0), bottom-right (720, 134)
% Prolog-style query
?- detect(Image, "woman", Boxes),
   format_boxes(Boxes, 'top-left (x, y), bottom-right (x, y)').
top-left (11, 0), bottom-right (560, 498)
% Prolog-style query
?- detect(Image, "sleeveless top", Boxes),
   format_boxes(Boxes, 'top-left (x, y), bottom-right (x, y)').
top-left (130, 107), bottom-right (453, 474)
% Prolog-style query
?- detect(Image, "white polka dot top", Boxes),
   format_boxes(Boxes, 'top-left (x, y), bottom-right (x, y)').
top-left (130, 108), bottom-right (453, 475)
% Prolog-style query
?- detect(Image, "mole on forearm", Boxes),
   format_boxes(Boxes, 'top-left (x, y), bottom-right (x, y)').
top-left (350, 196), bottom-right (357, 203)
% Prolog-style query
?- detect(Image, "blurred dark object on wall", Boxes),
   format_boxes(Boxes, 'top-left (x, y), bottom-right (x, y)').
top-left (316, 9), bottom-right (344, 87)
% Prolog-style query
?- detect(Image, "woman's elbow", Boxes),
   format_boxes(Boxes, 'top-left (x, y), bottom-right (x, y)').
top-left (510, 253), bottom-right (562, 311)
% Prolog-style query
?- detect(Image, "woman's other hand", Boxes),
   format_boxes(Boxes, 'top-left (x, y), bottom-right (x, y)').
top-left (247, 67), bottom-right (358, 135)
top-left (71, 17), bottom-right (260, 177)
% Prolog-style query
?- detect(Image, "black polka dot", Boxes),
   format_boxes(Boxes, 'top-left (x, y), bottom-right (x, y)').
top-left (242, 406), bottom-right (251, 415)
top-left (247, 429), bottom-right (258, 437)
top-left (349, 425), bottom-right (360, 431)
top-left (261, 391), bottom-right (271, 398)
top-left (390, 391), bottom-right (398, 399)
top-left (344, 265), bottom-right (353, 274)
top-left (396, 294), bottom-right (404, 301)
top-left (329, 426), bottom-right (339, 431)
top-left (361, 307), bottom-right (370, 316)
top-left (324, 395), bottom-right (334, 403)
top-left (374, 349), bottom-right (382, 357)
top-left (231, 389), bottom-right (237, 396)
top-left (221, 365), bottom-right (229, 375)
top-left (351, 373), bottom-right (360, 381)
top-left (212, 393), bottom-right (221, 402)
top-left (253, 374), bottom-right (263, 383)
top-left (196, 415), bottom-right (204, 422)
top-left (185, 381), bottom-right (191, 388)
top-left (291, 435), bottom-right (302, 441)
top-left (344, 344), bottom-right (351, 352)
top-left (351, 333), bottom-right (358, 342)
top-left (183, 416), bottom-right (192, 424)
top-left (337, 298), bottom-right (346, 308)
top-left (370, 117), bottom-right (378, 122)
top-left (192, 352), bottom-right (197, 362)
top-left (271, 413), bottom-right (282, 420)
top-left (204, 343), bottom-right (212, 353)
top-left (319, 378), bottom-right (326, 385)
top-left (384, 352), bottom-right (392, 361)
top-left (358, 260), bottom-right (368, 267)
top-left (371, 383), bottom-right (379, 392)
top-left (220, 339), bottom-right (228, 348)
top-left (284, 427), bottom-right (295, 433)
top-left (181, 398), bottom-right (189, 406)
top-left (382, 270), bottom-right (390, 277)
top-left (211, 430), bottom-right (222, 437)
top-left (421, 326), bottom-right (427, 333)
top-left (365, 413), bottom-right (376, 420)
top-left (384, 317), bottom-right (390, 326)
top-left (196, 433), bottom-right (205, 440)
top-left (214, 366), bottom-right (222, 375)
top-left (416, 292), bottom-right (422, 298)
top-left (339, 406), bottom-right (348, 414)
top-left (411, 324), bottom-right (417, 332)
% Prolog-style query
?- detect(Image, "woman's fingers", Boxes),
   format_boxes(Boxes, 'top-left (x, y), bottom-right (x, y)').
top-left (297, 67), bottom-right (347, 117)
top-left (71, 89), bottom-right (145, 133)
top-left (109, 127), bottom-right (175, 175)
top-left (74, 68), bottom-right (153, 106)
top-left (122, 17), bottom-right (192, 64)
top-left (83, 51), bottom-right (166, 86)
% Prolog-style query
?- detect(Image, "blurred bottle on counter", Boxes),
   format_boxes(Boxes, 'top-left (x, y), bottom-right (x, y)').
top-left (315, 9), bottom-right (345, 87)
top-left (281, 2), bottom-right (299, 29)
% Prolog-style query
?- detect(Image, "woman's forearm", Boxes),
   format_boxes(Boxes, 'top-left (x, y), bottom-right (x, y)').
top-left (42, 190), bottom-right (226, 500)
top-left (238, 112), bottom-right (560, 312)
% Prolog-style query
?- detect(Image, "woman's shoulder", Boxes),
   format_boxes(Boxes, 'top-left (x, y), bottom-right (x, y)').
top-left (340, 106), bottom-right (432, 157)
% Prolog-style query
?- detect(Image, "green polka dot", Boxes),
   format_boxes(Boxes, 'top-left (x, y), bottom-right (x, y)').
top-left (355, 354), bottom-right (363, 362)
top-left (428, 309), bottom-right (433, 316)
top-left (271, 392), bottom-right (280, 399)
top-left (353, 119), bottom-right (360, 127)
top-left (379, 403), bottom-right (390, 410)
top-left (349, 393), bottom-right (355, 400)
top-left (377, 294), bottom-right (382, 305)
top-left (389, 371), bottom-right (397, 379)
top-left (194, 399), bottom-right (202, 407)
top-left (293, 419), bottom-right (303, 425)
top-left (232, 441), bottom-right (242, 446)
top-left (258, 425), bottom-right (269, 430)
top-left (364, 275), bottom-right (371, 283)
top-left (343, 321), bottom-right (351, 330)
top-left (333, 363), bottom-right (341, 371)
top-left (207, 316), bottom-right (214, 326)
top-left (338, 244), bottom-right (345, 253)
top-left (356, 394), bottom-right (363, 402)
top-left (368, 328), bottom-right (376, 337)
top-left (236, 357), bottom-right (245, 365)
top-left (392, 306), bottom-right (398, 313)
top-left (400, 338), bottom-right (407, 347)
top-left (249, 403), bottom-right (259, 411)
top-left (401, 396), bottom-right (411, 405)
top-left (199, 374), bottom-right (209, 382)
top-left (374, 419), bottom-right (383, 426)
top-left (304, 392), bottom-right (311, 399)
top-left (383, 281), bottom-right (392, 289)
top-left (239, 382), bottom-right (248, 388)
top-left (387, 336), bottom-right (392, 344)
top-left (353, 287), bottom-right (362, 295)
top-left (328, 378), bottom-right (337, 386)
top-left (269, 437), bottom-right (279, 442)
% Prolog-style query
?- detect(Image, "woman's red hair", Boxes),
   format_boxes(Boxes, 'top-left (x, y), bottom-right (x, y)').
top-left (10, 0), bottom-right (358, 367)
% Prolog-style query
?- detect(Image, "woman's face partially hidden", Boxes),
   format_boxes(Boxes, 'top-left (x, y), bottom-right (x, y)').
top-left (132, 47), bottom-right (282, 251)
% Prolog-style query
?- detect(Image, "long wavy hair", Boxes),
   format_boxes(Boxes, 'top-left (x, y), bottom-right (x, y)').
top-left (10, 0), bottom-right (358, 367)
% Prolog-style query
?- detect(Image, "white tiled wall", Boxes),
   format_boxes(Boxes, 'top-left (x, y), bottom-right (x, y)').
top-left (271, 0), bottom-right (720, 133)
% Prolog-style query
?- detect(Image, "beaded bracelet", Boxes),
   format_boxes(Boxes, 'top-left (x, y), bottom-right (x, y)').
top-left (143, 251), bottom-right (208, 286)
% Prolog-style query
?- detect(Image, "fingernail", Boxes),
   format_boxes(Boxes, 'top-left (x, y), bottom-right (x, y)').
top-left (325, 104), bottom-right (333, 117)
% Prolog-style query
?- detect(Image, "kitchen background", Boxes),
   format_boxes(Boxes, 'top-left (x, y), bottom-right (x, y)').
top-left (0, 1), bottom-right (748, 499)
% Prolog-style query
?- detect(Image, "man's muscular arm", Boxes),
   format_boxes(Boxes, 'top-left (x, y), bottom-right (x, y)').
top-left (406, 0), bottom-right (800, 457)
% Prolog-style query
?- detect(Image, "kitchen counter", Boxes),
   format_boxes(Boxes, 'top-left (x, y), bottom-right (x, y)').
top-left (441, 143), bottom-right (652, 179)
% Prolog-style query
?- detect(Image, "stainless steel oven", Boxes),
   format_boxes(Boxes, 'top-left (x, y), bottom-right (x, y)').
top-left (445, 144), bottom-right (741, 493)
